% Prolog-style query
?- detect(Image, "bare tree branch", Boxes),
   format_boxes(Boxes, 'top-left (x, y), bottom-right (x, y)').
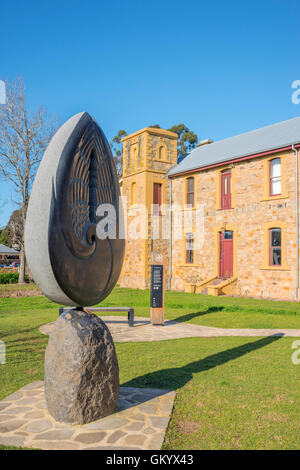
top-left (0, 77), bottom-right (57, 282)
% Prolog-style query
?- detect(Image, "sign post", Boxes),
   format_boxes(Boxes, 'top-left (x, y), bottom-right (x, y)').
top-left (150, 263), bottom-right (165, 325)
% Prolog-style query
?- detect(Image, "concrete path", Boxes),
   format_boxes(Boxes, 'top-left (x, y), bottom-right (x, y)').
top-left (39, 316), bottom-right (300, 342)
top-left (0, 381), bottom-right (175, 450)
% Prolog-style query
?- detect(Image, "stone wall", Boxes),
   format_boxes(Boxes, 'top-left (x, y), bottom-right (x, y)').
top-left (170, 149), bottom-right (298, 301)
top-left (119, 126), bottom-right (297, 301)
top-left (119, 128), bottom-right (177, 290)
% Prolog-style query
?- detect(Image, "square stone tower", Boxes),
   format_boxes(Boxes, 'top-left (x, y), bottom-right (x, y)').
top-left (119, 127), bottom-right (178, 289)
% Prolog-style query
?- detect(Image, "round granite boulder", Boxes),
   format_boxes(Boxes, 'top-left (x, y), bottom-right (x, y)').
top-left (44, 309), bottom-right (119, 424)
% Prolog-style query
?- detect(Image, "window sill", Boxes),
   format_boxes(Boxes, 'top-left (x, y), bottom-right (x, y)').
top-left (261, 194), bottom-right (288, 202)
top-left (260, 265), bottom-right (290, 271)
top-left (216, 207), bottom-right (235, 211)
top-left (179, 264), bottom-right (200, 267)
top-left (153, 159), bottom-right (170, 163)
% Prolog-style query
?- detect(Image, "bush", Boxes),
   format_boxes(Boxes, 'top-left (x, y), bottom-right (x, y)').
top-left (0, 272), bottom-right (28, 284)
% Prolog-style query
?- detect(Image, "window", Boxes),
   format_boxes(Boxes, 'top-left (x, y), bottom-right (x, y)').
top-left (130, 182), bottom-right (137, 205)
top-left (221, 169), bottom-right (231, 209)
top-left (185, 233), bottom-right (194, 264)
top-left (157, 144), bottom-right (167, 161)
top-left (270, 228), bottom-right (281, 266)
top-left (262, 221), bottom-right (288, 270)
top-left (127, 146), bottom-right (131, 172)
top-left (153, 183), bottom-right (162, 215)
top-left (158, 145), bottom-right (165, 160)
top-left (224, 230), bottom-right (233, 239)
top-left (270, 158), bottom-right (281, 196)
top-left (132, 146), bottom-right (137, 163)
top-left (263, 157), bottom-right (287, 201)
top-left (186, 177), bottom-right (194, 207)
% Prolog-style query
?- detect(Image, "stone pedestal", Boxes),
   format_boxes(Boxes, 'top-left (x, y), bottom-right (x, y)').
top-left (44, 309), bottom-right (119, 425)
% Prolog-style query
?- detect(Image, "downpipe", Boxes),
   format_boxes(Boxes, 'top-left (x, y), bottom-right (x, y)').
top-left (168, 179), bottom-right (173, 290)
top-left (292, 144), bottom-right (299, 301)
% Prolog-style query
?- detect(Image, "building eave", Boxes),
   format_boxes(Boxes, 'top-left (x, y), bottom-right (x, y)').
top-left (121, 127), bottom-right (178, 142)
top-left (168, 143), bottom-right (300, 178)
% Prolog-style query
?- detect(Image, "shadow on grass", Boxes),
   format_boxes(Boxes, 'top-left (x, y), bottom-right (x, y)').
top-left (122, 335), bottom-right (283, 390)
top-left (173, 306), bottom-right (224, 323)
top-left (1, 327), bottom-right (43, 344)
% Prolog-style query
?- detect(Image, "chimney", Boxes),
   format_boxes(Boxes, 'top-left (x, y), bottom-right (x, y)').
top-left (197, 139), bottom-right (213, 147)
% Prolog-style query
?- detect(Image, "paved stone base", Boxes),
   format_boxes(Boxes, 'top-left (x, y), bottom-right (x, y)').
top-left (0, 382), bottom-right (175, 450)
top-left (40, 316), bottom-right (300, 342)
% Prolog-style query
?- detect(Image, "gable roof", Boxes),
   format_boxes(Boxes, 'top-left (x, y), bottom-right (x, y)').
top-left (168, 116), bottom-right (300, 177)
top-left (0, 244), bottom-right (19, 254)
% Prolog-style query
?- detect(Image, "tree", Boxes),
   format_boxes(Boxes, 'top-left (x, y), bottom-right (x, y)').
top-left (167, 124), bottom-right (198, 161)
top-left (0, 78), bottom-right (57, 283)
top-left (2, 209), bottom-right (23, 248)
top-left (110, 129), bottom-right (127, 178)
top-left (0, 228), bottom-right (9, 246)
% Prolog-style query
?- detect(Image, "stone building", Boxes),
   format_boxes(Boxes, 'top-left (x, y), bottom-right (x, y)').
top-left (119, 126), bottom-right (177, 289)
top-left (119, 117), bottom-right (300, 301)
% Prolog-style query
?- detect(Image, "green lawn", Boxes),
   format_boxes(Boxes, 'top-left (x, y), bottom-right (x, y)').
top-left (0, 288), bottom-right (300, 449)
top-left (0, 282), bottom-right (40, 298)
top-left (3, 286), bottom-right (300, 330)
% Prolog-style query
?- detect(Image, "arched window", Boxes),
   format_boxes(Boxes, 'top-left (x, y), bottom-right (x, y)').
top-left (269, 228), bottom-right (281, 266)
top-left (185, 233), bottom-right (194, 264)
top-left (153, 183), bottom-right (162, 215)
top-left (158, 145), bottom-right (165, 160)
top-left (270, 158), bottom-right (281, 196)
top-left (133, 146), bottom-right (137, 161)
top-left (131, 182), bottom-right (137, 205)
top-left (127, 147), bottom-right (131, 172)
top-left (186, 177), bottom-right (194, 207)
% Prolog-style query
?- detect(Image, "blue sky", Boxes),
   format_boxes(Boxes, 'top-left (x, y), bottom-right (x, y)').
top-left (0, 0), bottom-right (300, 226)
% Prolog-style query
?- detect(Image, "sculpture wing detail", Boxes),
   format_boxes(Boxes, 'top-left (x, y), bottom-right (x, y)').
top-left (69, 143), bottom-right (90, 241)
top-left (69, 121), bottom-right (115, 241)
top-left (92, 126), bottom-right (115, 214)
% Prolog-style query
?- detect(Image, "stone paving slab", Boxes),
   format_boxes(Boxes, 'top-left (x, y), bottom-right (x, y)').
top-left (0, 382), bottom-right (175, 450)
top-left (40, 316), bottom-right (300, 342)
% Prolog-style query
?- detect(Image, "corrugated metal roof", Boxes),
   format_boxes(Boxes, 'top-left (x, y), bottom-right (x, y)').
top-left (0, 244), bottom-right (19, 254)
top-left (168, 116), bottom-right (300, 176)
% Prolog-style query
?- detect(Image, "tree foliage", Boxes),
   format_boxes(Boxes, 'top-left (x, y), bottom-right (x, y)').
top-left (167, 124), bottom-right (198, 161)
top-left (110, 129), bottom-right (127, 177)
top-left (0, 228), bottom-right (9, 246)
top-left (1, 209), bottom-right (23, 248)
top-left (110, 123), bottom-right (198, 174)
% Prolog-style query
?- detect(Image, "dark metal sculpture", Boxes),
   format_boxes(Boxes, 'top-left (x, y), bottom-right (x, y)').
top-left (25, 112), bottom-right (125, 307)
